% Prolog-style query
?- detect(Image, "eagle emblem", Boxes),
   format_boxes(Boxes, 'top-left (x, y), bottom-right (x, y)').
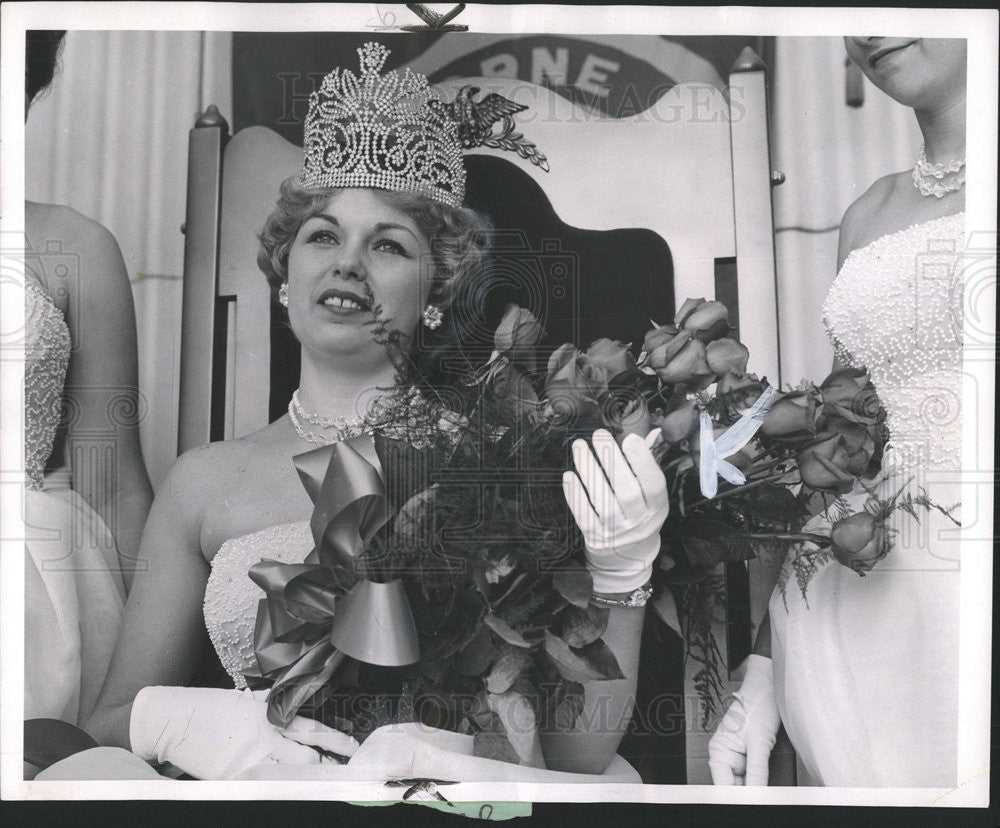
top-left (430, 86), bottom-right (549, 172)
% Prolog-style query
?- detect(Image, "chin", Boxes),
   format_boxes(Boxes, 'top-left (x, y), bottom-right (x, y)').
top-left (865, 55), bottom-right (964, 111)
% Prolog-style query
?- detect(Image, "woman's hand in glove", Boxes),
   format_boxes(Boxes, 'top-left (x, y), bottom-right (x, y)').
top-left (129, 686), bottom-right (358, 779)
top-left (707, 655), bottom-right (781, 785)
top-left (562, 428), bottom-right (668, 594)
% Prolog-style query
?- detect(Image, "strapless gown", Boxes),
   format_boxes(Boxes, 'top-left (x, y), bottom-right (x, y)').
top-left (769, 213), bottom-right (964, 787)
top-left (203, 522), bottom-right (313, 688)
top-left (201, 520), bottom-right (641, 785)
top-left (24, 282), bottom-right (126, 725)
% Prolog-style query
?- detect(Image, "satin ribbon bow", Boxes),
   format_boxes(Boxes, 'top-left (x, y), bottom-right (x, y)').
top-left (246, 436), bottom-right (419, 727)
top-left (699, 385), bottom-right (778, 499)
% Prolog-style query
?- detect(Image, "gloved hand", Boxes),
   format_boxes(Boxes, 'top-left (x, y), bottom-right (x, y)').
top-left (708, 654), bottom-right (781, 785)
top-left (129, 686), bottom-right (359, 780)
top-left (562, 428), bottom-right (669, 594)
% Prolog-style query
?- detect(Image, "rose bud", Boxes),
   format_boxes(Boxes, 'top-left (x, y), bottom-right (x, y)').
top-left (760, 390), bottom-right (820, 444)
top-left (543, 343), bottom-right (608, 425)
top-left (820, 368), bottom-right (882, 426)
top-left (652, 399), bottom-right (699, 444)
top-left (646, 327), bottom-right (691, 363)
top-left (494, 304), bottom-right (546, 367)
top-left (642, 322), bottom-right (682, 360)
top-left (675, 297), bottom-right (733, 342)
top-left (648, 333), bottom-right (714, 386)
top-left (830, 511), bottom-right (887, 574)
top-left (820, 416), bottom-right (875, 477)
top-left (796, 431), bottom-right (857, 494)
top-left (706, 338), bottom-right (750, 376)
top-left (586, 338), bottom-right (637, 383)
top-left (716, 372), bottom-right (765, 413)
top-left (603, 393), bottom-right (652, 440)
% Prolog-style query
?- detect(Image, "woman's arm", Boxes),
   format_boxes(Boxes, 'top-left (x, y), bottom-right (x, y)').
top-left (753, 610), bottom-right (772, 659)
top-left (549, 429), bottom-right (664, 773)
top-left (540, 605), bottom-right (643, 774)
top-left (61, 216), bottom-right (153, 593)
top-left (84, 447), bottom-right (213, 748)
top-left (237, 722), bottom-right (642, 782)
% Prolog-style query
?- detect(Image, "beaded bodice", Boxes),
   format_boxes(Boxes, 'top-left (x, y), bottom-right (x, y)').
top-left (203, 522), bottom-right (313, 688)
top-left (822, 213), bottom-right (964, 470)
top-left (25, 282), bottom-right (72, 490)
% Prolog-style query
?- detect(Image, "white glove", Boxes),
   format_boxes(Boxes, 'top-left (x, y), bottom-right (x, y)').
top-left (562, 428), bottom-right (669, 594)
top-left (708, 654), bottom-right (781, 786)
top-left (234, 722), bottom-right (643, 783)
top-left (129, 686), bottom-right (359, 780)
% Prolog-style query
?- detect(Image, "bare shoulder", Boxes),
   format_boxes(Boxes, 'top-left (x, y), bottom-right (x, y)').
top-left (156, 439), bottom-right (248, 516)
top-left (26, 202), bottom-right (121, 259)
top-left (836, 172), bottom-right (910, 268)
top-left (840, 174), bottom-right (901, 245)
top-left (161, 424), bottom-right (287, 505)
top-left (166, 436), bottom-right (257, 487)
top-left (26, 202), bottom-right (129, 310)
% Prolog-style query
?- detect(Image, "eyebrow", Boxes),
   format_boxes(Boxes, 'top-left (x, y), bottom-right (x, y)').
top-left (311, 213), bottom-right (418, 241)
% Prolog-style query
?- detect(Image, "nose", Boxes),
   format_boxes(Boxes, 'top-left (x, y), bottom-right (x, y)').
top-left (331, 243), bottom-right (367, 281)
top-left (849, 36), bottom-right (883, 47)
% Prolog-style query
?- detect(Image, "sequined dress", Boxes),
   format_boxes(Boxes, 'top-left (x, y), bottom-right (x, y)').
top-left (204, 522), bottom-right (313, 687)
top-left (25, 281), bottom-right (126, 724)
top-left (769, 213), bottom-right (964, 787)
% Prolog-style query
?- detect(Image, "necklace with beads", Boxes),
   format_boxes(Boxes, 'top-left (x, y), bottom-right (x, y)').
top-left (287, 389), bottom-right (367, 445)
top-left (912, 144), bottom-right (966, 198)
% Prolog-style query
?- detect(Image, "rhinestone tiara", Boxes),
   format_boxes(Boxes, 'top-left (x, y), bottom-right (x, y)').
top-left (301, 42), bottom-right (466, 208)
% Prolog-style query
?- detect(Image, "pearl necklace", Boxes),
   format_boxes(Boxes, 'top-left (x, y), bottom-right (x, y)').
top-left (912, 145), bottom-right (966, 198)
top-left (287, 389), bottom-right (366, 445)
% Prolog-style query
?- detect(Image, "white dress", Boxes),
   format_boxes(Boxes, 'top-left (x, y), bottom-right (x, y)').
top-left (201, 522), bottom-right (646, 785)
top-left (769, 213), bottom-right (964, 787)
top-left (203, 522), bottom-right (313, 688)
top-left (25, 282), bottom-right (126, 725)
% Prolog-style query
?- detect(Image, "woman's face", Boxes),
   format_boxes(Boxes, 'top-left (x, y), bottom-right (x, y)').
top-left (285, 188), bottom-right (433, 361)
top-left (844, 37), bottom-right (967, 111)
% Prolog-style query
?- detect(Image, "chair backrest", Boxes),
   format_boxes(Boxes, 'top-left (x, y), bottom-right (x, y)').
top-left (177, 52), bottom-right (787, 785)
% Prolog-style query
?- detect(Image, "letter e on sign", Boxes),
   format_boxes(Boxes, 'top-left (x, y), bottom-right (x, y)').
top-left (575, 54), bottom-right (621, 97)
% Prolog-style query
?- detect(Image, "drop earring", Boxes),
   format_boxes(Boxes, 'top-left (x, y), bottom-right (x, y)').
top-left (278, 283), bottom-right (289, 307)
top-left (422, 304), bottom-right (443, 329)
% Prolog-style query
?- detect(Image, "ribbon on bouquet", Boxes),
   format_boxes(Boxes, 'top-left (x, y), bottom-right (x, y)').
top-left (698, 385), bottom-right (779, 499)
top-left (245, 436), bottom-right (420, 728)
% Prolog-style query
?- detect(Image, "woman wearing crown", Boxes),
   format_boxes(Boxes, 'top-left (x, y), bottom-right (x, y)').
top-left (81, 43), bottom-right (659, 783)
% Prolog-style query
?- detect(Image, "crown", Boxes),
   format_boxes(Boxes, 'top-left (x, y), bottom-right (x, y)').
top-left (300, 42), bottom-right (466, 208)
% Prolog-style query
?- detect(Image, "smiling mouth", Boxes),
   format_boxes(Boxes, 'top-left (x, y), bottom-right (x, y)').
top-left (317, 288), bottom-right (372, 312)
top-left (870, 42), bottom-right (915, 66)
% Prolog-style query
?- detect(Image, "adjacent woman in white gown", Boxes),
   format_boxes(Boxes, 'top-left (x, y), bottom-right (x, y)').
top-left (709, 37), bottom-right (967, 787)
top-left (83, 44), bottom-right (658, 783)
top-left (772, 210), bottom-right (964, 787)
top-left (24, 30), bottom-right (153, 730)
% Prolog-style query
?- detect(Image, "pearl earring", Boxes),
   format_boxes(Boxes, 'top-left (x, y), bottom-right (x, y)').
top-left (422, 304), bottom-right (443, 329)
top-left (278, 283), bottom-right (289, 307)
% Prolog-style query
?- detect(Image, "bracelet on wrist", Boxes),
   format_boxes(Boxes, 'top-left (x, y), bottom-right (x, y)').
top-left (589, 581), bottom-right (653, 608)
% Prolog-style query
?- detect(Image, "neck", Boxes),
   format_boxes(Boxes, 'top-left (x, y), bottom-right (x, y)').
top-left (914, 94), bottom-right (966, 164)
top-left (296, 353), bottom-right (400, 424)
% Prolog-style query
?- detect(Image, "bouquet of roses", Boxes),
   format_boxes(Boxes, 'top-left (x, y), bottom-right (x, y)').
top-left (443, 298), bottom-right (949, 721)
top-left (249, 297), bottom-right (951, 754)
